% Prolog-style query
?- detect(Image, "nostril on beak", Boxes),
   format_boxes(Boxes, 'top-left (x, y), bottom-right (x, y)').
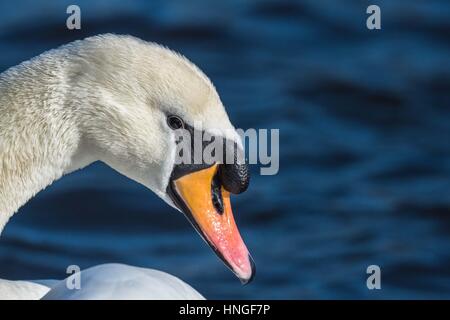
top-left (211, 172), bottom-right (224, 214)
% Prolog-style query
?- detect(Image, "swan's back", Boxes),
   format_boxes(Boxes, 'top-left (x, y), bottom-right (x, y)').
top-left (0, 279), bottom-right (51, 300)
top-left (41, 264), bottom-right (205, 300)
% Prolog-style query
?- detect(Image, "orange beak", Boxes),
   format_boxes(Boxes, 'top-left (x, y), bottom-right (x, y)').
top-left (169, 164), bottom-right (255, 284)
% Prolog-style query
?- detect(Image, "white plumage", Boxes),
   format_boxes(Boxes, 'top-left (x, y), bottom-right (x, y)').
top-left (0, 264), bottom-right (204, 300)
top-left (0, 34), bottom-right (244, 299)
top-left (43, 264), bottom-right (205, 300)
top-left (0, 279), bottom-right (52, 300)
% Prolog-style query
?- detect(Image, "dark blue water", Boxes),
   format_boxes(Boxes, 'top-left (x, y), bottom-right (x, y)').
top-left (0, 0), bottom-right (449, 299)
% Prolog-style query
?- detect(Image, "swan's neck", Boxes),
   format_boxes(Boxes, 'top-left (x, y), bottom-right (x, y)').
top-left (0, 135), bottom-right (84, 232)
top-left (0, 56), bottom-right (93, 233)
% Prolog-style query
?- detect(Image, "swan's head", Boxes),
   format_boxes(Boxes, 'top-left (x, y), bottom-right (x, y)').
top-left (68, 35), bottom-right (254, 283)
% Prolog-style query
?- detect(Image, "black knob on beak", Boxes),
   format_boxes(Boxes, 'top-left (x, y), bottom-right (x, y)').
top-left (218, 142), bottom-right (250, 194)
top-left (219, 162), bottom-right (250, 194)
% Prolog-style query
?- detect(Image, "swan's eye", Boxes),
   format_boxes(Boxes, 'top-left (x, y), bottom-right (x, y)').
top-left (167, 115), bottom-right (184, 130)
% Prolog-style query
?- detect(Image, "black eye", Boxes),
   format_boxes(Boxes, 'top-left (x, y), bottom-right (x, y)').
top-left (167, 115), bottom-right (184, 130)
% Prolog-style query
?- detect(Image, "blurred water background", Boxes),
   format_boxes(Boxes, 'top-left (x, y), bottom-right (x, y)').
top-left (0, 0), bottom-right (449, 299)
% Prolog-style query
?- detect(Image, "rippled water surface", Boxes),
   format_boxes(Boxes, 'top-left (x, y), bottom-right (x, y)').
top-left (0, 0), bottom-right (449, 299)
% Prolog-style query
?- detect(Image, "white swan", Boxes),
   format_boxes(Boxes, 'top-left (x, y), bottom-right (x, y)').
top-left (1, 264), bottom-right (204, 300)
top-left (0, 34), bottom-right (254, 299)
